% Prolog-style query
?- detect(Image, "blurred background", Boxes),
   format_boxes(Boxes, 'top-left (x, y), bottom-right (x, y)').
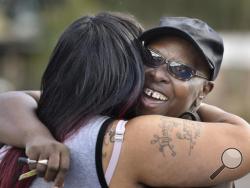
top-left (0, 0), bottom-right (249, 187)
top-left (1, 0), bottom-right (250, 122)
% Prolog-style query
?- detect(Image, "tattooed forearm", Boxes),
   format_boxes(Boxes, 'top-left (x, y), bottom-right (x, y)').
top-left (151, 118), bottom-right (202, 157)
top-left (176, 120), bottom-right (201, 155)
top-left (150, 119), bottom-right (177, 157)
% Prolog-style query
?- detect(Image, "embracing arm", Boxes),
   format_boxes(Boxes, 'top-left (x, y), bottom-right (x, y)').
top-left (24, 90), bottom-right (41, 103)
top-left (0, 91), bottom-right (48, 147)
top-left (119, 115), bottom-right (250, 187)
top-left (0, 91), bottom-right (69, 186)
top-left (197, 103), bottom-right (249, 126)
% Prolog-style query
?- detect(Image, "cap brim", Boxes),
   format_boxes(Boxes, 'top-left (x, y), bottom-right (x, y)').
top-left (140, 27), bottom-right (214, 80)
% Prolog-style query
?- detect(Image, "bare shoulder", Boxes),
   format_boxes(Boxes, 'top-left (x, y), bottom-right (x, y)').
top-left (119, 115), bottom-right (250, 187)
top-left (101, 115), bottom-right (250, 187)
top-left (113, 115), bottom-right (202, 186)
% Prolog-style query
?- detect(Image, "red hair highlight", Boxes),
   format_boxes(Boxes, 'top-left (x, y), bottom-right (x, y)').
top-left (0, 148), bottom-right (34, 188)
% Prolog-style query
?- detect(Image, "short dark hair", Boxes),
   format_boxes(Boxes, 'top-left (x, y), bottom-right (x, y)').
top-left (37, 12), bottom-right (146, 140)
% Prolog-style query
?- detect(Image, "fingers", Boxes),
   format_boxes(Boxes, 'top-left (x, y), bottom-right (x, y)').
top-left (44, 152), bottom-right (60, 181)
top-left (36, 153), bottom-right (49, 177)
top-left (53, 149), bottom-right (70, 187)
top-left (25, 139), bottom-right (70, 186)
top-left (26, 148), bottom-right (39, 170)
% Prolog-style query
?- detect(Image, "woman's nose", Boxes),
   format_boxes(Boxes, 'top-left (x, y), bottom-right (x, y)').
top-left (145, 65), bottom-right (171, 83)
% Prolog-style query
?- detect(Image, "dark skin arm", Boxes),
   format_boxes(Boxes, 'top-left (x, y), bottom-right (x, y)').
top-left (0, 91), bottom-right (69, 187)
top-left (198, 103), bottom-right (248, 126)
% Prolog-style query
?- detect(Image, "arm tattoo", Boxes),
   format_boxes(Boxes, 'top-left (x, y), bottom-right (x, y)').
top-left (102, 126), bottom-right (115, 159)
top-left (176, 120), bottom-right (201, 156)
top-left (150, 119), bottom-right (177, 157)
top-left (150, 118), bottom-right (202, 157)
top-left (104, 127), bottom-right (115, 145)
top-left (108, 128), bottom-right (115, 143)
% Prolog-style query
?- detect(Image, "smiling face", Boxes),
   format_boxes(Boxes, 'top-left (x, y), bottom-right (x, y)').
top-left (135, 36), bottom-right (214, 117)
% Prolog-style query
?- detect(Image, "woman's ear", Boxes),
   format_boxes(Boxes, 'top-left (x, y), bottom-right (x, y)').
top-left (199, 80), bottom-right (214, 101)
top-left (190, 81), bottom-right (214, 112)
top-left (203, 81), bottom-right (214, 97)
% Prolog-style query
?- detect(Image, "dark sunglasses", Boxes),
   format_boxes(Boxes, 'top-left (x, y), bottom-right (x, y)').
top-left (146, 48), bottom-right (209, 81)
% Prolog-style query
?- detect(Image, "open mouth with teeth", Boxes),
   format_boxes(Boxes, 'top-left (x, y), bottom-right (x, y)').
top-left (137, 87), bottom-right (170, 112)
top-left (143, 88), bottom-right (169, 101)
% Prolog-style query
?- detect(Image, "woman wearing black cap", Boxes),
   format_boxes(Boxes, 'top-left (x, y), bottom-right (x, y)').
top-left (136, 16), bottom-right (223, 120)
top-left (135, 17), bottom-right (232, 188)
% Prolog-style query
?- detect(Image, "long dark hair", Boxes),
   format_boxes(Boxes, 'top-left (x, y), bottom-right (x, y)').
top-left (38, 12), bottom-right (146, 141)
top-left (0, 12), bottom-right (146, 187)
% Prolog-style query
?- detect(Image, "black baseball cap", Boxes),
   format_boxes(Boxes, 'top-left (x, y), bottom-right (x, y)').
top-left (140, 17), bottom-right (224, 80)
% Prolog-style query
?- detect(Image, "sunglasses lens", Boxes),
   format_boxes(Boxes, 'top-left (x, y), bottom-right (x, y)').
top-left (169, 62), bottom-right (194, 80)
top-left (152, 55), bottom-right (165, 66)
top-left (145, 50), bottom-right (165, 67)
